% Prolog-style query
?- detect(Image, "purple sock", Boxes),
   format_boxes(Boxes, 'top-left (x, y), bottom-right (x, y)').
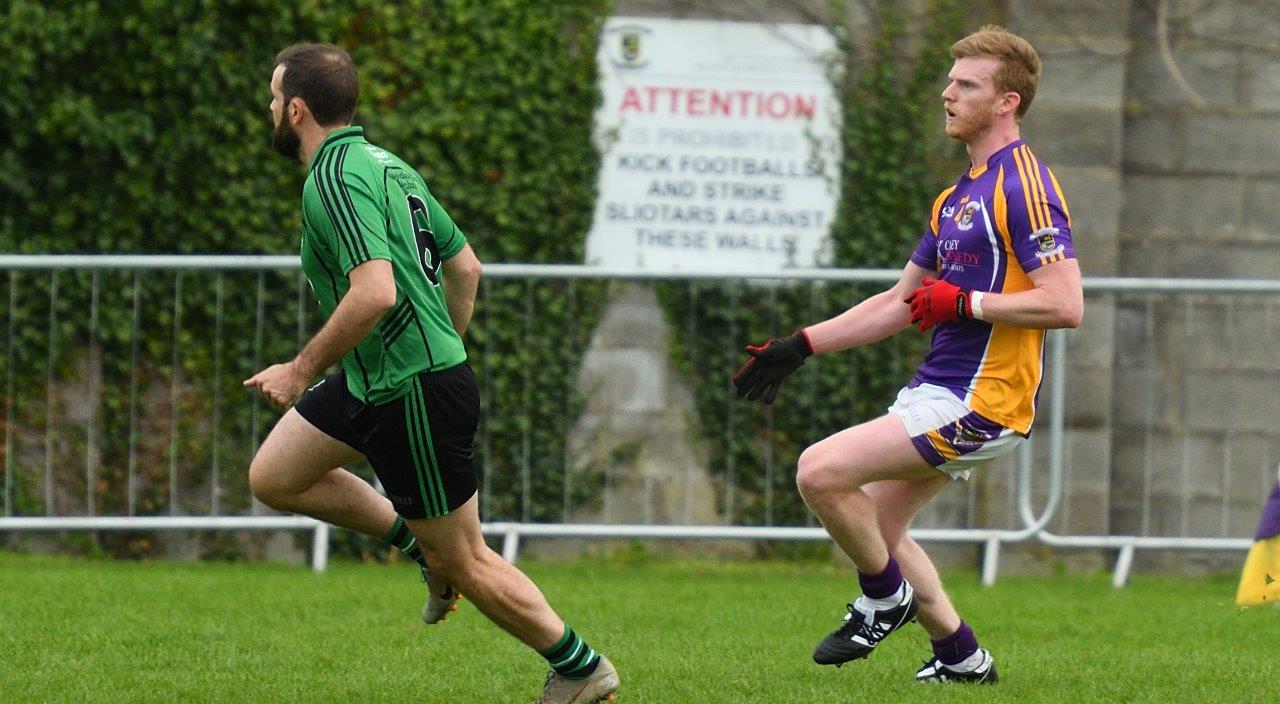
top-left (857, 555), bottom-right (904, 599)
top-left (932, 621), bottom-right (980, 666)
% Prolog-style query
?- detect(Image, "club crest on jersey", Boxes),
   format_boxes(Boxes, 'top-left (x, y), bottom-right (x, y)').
top-left (954, 426), bottom-right (991, 447)
top-left (1031, 227), bottom-right (1060, 253)
top-left (954, 200), bottom-right (982, 231)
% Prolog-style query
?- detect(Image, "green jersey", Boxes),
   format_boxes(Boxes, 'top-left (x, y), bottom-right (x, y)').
top-left (299, 126), bottom-right (468, 404)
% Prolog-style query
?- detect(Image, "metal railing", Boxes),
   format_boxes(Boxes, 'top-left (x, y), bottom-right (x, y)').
top-left (0, 255), bottom-right (1273, 586)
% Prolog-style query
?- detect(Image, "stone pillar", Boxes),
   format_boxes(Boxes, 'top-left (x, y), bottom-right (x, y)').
top-left (566, 283), bottom-right (721, 528)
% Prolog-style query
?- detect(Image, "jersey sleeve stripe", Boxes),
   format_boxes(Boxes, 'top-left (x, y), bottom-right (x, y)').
top-left (319, 147), bottom-right (368, 265)
top-left (930, 185), bottom-right (958, 235)
top-left (1046, 167), bottom-right (1072, 225)
top-left (1010, 147), bottom-right (1039, 231)
top-left (317, 149), bottom-right (363, 262)
top-left (314, 149), bottom-right (366, 265)
top-left (1022, 148), bottom-right (1054, 231)
top-left (1011, 147), bottom-right (1044, 232)
top-left (1021, 147), bottom-right (1050, 231)
top-left (333, 145), bottom-right (372, 261)
top-left (439, 223), bottom-right (458, 252)
top-left (1018, 148), bottom-right (1049, 231)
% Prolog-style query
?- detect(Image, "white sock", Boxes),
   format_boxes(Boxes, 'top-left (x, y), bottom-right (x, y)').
top-left (859, 581), bottom-right (907, 611)
top-left (944, 648), bottom-right (989, 672)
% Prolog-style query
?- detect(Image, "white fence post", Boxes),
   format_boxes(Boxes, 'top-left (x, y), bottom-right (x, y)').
top-left (981, 537), bottom-right (1001, 587)
top-left (502, 528), bottom-right (522, 564)
top-left (310, 523), bottom-right (330, 572)
top-left (1112, 543), bottom-right (1135, 588)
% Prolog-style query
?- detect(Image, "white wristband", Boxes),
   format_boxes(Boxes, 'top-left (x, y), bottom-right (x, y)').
top-left (969, 291), bottom-right (985, 320)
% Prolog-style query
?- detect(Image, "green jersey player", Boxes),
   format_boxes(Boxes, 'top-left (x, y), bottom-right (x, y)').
top-left (244, 43), bottom-right (618, 704)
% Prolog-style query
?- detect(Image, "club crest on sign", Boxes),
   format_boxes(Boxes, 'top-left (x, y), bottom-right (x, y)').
top-left (622, 33), bottom-right (641, 62)
top-left (608, 26), bottom-right (652, 68)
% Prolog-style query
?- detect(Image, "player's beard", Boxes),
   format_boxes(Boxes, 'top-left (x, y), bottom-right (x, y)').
top-left (945, 104), bottom-right (995, 143)
top-left (272, 115), bottom-right (301, 160)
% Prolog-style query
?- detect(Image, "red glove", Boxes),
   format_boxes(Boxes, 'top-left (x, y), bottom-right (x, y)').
top-left (904, 276), bottom-right (972, 332)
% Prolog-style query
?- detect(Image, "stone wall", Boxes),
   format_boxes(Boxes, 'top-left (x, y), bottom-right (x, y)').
top-left (1114, 0), bottom-right (1280, 567)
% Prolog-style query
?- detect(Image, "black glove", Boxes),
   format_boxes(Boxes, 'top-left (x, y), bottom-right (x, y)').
top-left (732, 331), bottom-right (813, 404)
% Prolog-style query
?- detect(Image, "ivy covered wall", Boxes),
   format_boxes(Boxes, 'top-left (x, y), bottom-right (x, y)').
top-left (0, 0), bottom-right (967, 557)
top-left (0, 0), bottom-right (608, 557)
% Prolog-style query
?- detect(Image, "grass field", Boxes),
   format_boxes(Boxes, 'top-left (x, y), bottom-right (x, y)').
top-left (0, 549), bottom-right (1274, 703)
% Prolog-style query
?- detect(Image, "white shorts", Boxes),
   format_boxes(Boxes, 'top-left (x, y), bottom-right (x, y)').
top-left (887, 383), bottom-right (1024, 480)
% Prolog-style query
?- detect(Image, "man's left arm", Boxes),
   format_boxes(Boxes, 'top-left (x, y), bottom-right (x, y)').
top-left (441, 244), bottom-right (481, 337)
top-left (970, 258), bottom-right (1082, 328)
top-left (979, 155), bottom-right (1082, 329)
top-left (243, 259), bottom-right (396, 409)
top-left (904, 259), bottom-right (1082, 332)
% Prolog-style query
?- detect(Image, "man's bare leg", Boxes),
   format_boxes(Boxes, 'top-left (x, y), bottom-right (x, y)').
top-left (405, 495), bottom-right (562, 647)
top-left (862, 472), bottom-right (995, 682)
top-left (248, 409), bottom-right (398, 537)
top-left (865, 477), bottom-right (962, 639)
top-left (797, 413), bottom-right (949, 666)
top-left (249, 409), bottom-right (460, 623)
top-left (796, 414), bottom-right (937, 573)
top-left (248, 409), bottom-right (397, 535)
top-left (406, 496), bottom-right (620, 702)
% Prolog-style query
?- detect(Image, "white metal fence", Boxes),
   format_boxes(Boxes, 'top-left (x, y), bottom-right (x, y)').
top-left (0, 256), bottom-right (1274, 586)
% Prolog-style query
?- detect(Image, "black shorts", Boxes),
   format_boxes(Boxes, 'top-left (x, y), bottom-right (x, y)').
top-left (295, 363), bottom-right (479, 519)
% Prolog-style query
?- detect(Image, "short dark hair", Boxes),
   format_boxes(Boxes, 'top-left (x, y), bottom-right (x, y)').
top-left (274, 43), bottom-right (358, 126)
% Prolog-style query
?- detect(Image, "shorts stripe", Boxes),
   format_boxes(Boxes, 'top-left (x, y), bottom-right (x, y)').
top-left (409, 381), bottom-right (450, 519)
top-left (415, 379), bottom-right (450, 513)
top-left (911, 434), bottom-right (948, 466)
top-left (406, 380), bottom-right (440, 516)
top-left (891, 383), bottom-right (1024, 478)
top-left (403, 383), bottom-right (438, 516)
top-left (408, 378), bottom-right (449, 516)
top-left (911, 411), bottom-right (1010, 469)
top-left (926, 429), bottom-right (960, 462)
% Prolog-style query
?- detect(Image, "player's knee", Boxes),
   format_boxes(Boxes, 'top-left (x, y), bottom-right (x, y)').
top-left (796, 447), bottom-right (838, 503)
top-left (422, 542), bottom-right (489, 585)
top-left (247, 459), bottom-right (291, 510)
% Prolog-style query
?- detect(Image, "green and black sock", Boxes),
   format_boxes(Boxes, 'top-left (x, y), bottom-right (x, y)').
top-left (540, 624), bottom-right (601, 679)
top-left (383, 515), bottom-right (428, 569)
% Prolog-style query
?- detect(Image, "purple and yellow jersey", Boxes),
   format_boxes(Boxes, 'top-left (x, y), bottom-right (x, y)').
top-left (908, 140), bottom-right (1075, 434)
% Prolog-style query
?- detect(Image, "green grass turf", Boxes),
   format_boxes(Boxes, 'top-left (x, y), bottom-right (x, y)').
top-left (0, 549), bottom-right (1274, 703)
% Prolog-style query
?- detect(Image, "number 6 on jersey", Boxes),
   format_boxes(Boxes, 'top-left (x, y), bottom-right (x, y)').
top-left (406, 193), bottom-right (441, 286)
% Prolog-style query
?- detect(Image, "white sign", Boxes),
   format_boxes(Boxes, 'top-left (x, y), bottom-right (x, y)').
top-left (585, 18), bottom-right (840, 272)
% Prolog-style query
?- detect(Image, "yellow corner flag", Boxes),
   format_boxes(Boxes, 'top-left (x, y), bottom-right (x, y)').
top-left (1236, 476), bottom-right (1280, 606)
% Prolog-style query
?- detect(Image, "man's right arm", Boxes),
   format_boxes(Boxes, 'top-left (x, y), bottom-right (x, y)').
top-left (441, 243), bottom-right (482, 337)
top-left (802, 261), bottom-right (931, 355)
top-left (730, 261), bottom-right (930, 404)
